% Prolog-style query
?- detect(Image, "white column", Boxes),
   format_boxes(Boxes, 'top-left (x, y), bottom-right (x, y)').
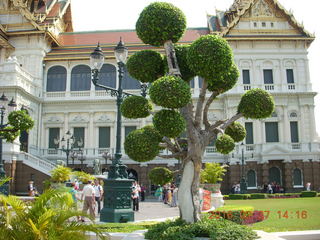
top-left (282, 106), bottom-right (290, 143)
top-left (88, 112), bottom-right (94, 149)
top-left (0, 48), bottom-right (6, 63)
top-left (308, 105), bottom-right (316, 141)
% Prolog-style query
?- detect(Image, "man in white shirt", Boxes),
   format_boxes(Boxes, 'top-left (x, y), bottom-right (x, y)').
top-left (93, 179), bottom-right (103, 214)
top-left (81, 180), bottom-right (95, 221)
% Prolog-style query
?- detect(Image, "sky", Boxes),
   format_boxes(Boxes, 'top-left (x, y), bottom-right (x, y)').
top-left (71, 0), bottom-right (320, 135)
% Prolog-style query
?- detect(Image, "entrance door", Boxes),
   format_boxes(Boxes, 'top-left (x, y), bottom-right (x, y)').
top-left (269, 167), bottom-right (282, 185)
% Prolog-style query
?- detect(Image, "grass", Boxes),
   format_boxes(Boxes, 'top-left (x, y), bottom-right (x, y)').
top-left (95, 221), bottom-right (157, 233)
top-left (225, 197), bottom-right (320, 232)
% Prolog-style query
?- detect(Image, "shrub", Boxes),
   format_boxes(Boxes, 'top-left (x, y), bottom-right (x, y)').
top-left (50, 165), bottom-right (72, 183)
top-left (153, 109), bottom-right (186, 138)
top-left (229, 194), bottom-right (250, 200)
top-left (149, 75), bottom-right (191, 109)
top-left (250, 193), bottom-right (267, 199)
top-left (225, 122), bottom-right (246, 143)
top-left (72, 171), bottom-right (94, 184)
top-left (300, 191), bottom-right (317, 197)
top-left (148, 167), bottom-right (173, 186)
top-left (238, 88), bottom-right (275, 119)
top-left (174, 44), bottom-right (195, 82)
top-left (8, 110), bottom-right (34, 131)
top-left (212, 206), bottom-right (254, 225)
top-left (136, 2), bottom-right (187, 46)
top-left (200, 162), bottom-right (227, 184)
top-left (215, 134), bottom-right (235, 154)
top-left (126, 50), bottom-right (165, 83)
top-left (120, 96), bottom-right (152, 119)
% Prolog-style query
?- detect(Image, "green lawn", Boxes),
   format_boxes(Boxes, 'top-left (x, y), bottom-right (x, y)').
top-left (225, 198), bottom-right (320, 232)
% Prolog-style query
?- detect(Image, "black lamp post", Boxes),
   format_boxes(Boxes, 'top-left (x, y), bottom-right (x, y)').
top-left (240, 142), bottom-right (247, 194)
top-left (0, 93), bottom-right (17, 195)
top-left (90, 39), bottom-right (145, 222)
top-left (59, 130), bottom-right (75, 167)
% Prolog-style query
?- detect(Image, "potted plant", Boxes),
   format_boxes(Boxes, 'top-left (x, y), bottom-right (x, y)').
top-left (200, 162), bottom-right (227, 210)
top-left (50, 165), bottom-right (72, 189)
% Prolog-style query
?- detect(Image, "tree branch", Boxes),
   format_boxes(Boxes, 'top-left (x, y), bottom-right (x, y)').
top-left (221, 113), bottom-right (243, 130)
top-left (203, 91), bottom-right (219, 130)
top-left (162, 137), bottom-right (179, 153)
top-left (194, 80), bottom-right (207, 128)
top-left (158, 152), bottom-right (184, 159)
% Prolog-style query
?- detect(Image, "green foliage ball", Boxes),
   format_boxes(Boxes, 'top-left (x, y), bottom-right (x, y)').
top-left (149, 75), bottom-right (191, 109)
top-left (153, 109), bottom-right (185, 138)
top-left (8, 110), bottom-right (34, 131)
top-left (225, 122), bottom-right (246, 142)
top-left (121, 96), bottom-right (152, 119)
top-left (126, 50), bottom-right (165, 83)
top-left (207, 63), bottom-right (239, 93)
top-left (142, 125), bottom-right (163, 142)
top-left (124, 126), bottom-right (161, 162)
top-left (215, 134), bottom-right (235, 154)
top-left (148, 167), bottom-right (173, 186)
top-left (0, 126), bottom-right (20, 143)
top-left (136, 2), bottom-right (187, 46)
top-left (187, 35), bottom-right (234, 85)
top-left (238, 88), bottom-right (275, 119)
top-left (174, 44), bottom-right (196, 82)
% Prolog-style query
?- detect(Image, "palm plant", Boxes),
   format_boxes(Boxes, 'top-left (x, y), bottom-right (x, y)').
top-left (0, 188), bottom-right (107, 240)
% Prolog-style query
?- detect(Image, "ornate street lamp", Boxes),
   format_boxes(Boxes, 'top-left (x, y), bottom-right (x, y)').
top-left (56, 130), bottom-right (76, 166)
top-left (0, 93), bottom-right (17, 195)
top-left (240, 142), bottom-right (248, 194)
top-left (90, 39), bottom-right (137, 222)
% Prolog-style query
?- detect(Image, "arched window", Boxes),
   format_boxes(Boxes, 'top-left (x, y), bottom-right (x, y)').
top-left (269, 167), bottom-right (282, 185)
top-left (46, 66), bottom-right (67, 92)
top-left (71, 65), bottom-right (91, 91)
top-left (247, 170), bottom-right (257, 188)
top-left (290, 112), bottom-right (298, 118)
top-left (123, 66), bottom-right (140, 89)
top-left (293, 168), bottom-right (303, 186)
top-left (271, 111), bottom-right (278, 118)
top-left (95, 64), bottom-right (116, 90)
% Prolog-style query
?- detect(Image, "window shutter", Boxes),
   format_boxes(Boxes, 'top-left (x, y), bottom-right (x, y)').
top-left (125, 126), bottom-right (137, 137)
top-left (286, 69), bottom-right (294, 84)
top-left (242, 70), bottom-right (250, 84)
top-left (245, 122), bottom-right (254, 144)
top-left (290, 121), bottom-right (299, 143)
top-left (49, 128), bottom-right (59, 148)
top-left (263, 69), bottom-right (273, 84)
top-left (47, 66), bottom-right (67, 92)
top-left (247, 170), bottom-right (256, 187)
top-left (123, 66), bottom-right (140, 89)
top-left (265, 122), bottom-right (279, 142)
top-left (95, 64), bottom-right (116, 90)
top-left (73, 127), bottom-right (85, 148)
top-left (293, 168), bottom-right (302, 186)
top-left (71, 65), bottom-right (91, 91)
top-left (99, 127), bottom-right (110, 148)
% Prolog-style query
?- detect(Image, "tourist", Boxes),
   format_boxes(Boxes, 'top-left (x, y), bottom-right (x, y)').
top-left (167, 184), bottom-right (172, 205)
top-left (81, 180), bottom-right (95, 221)
top-left (131, 181), bottom-right (140, 211)
top-left (93, 179), bottom-right (103, 214)
top-left (154, 185), bottom-right (163, 201)
top-left (170, 184), bottom-right (178, 207)
top-left (306, 182), bottom-right (311, 191)
top-left (140, 184), bottom-right (146, 201)
top-left (69, 182), bottom-right (81, 221)
top-left (268, 183), bottom-right (273, 194)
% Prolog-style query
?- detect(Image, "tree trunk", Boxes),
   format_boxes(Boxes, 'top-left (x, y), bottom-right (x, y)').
top-left (178, 150), bottom-right (203, 223)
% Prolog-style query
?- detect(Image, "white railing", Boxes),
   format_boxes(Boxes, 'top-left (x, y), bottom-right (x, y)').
top-left (264, 84), bottom-right (274, 91)
top-left (205, 146), bottom-right (216, 154)
top-left (70, 91), bottom-right (90, 97)
top-left (243, 84), bottom-right (251, 91)
top-left (288, 84), bottom-right (295, 90)
top-left (291, 143), bottom-right (301, 150)
top-left (46, 92), bottom-right (66, 98)
top-left (20, 152), bottom-right (56, 176)
top-left (246, 145), bottom-right (254, 151)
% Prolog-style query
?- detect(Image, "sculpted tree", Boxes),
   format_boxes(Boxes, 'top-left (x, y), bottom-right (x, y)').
top-left (122, 2), bottom-right (274, 223)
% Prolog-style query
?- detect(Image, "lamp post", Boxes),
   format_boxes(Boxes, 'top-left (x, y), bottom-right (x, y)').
top-left (58, 130), bottom-right (75, 167)
top-left (0, 93), bottom-right (17, 195)
top-left (90, 39), bottom-right (145, 222)
top-left (240, 142), bottom-right (247, 194)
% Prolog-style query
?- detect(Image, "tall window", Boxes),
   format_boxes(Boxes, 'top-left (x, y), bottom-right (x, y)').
top-left (199, 77), bottom-right (203, 88)
top-left (71, 65), bottom-right (91, 91)
top-left (73, 127), bottom-right (85, 148)
top-left (263, 69), bottom-right (273, 84)
top-left (123, 67), bottom-right (140, 89)
top-left (269, 167), bottom-right (281, 185)
top-left (286, 69), bottom-right (294, 84)
top-left (293, 168), bottom-right (303, 186)
top-left (125, 126), bottom-right (137, 137)
top-left (48, 128), bottom-right (59, 148)
top-left (95, 64), bottom-right (116, 90)
top-left (290, 121), bottom-right (299, 143)
top-left (242, 70), bottom-right (250, 84)
top-left (247, 170), bottom-right (257, 188)
top-left (245, 122), bottom-right (254, 144)
top-left (46, 66), bottom-right (67, 92)
top-left (99, 127), bottom-right (111, 148)
top-left (265, 122), bottom-right (279, 142)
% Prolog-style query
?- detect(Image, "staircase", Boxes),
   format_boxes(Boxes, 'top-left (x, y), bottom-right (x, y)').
top-left (19, 152), bottom-right (56, 176)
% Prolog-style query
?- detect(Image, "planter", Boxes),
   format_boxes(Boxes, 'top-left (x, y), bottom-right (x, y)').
top-left (200, 183), bottom-right (224, 211)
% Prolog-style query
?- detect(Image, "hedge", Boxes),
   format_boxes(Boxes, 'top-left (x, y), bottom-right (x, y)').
top-left (250, 193), bottom-right (267, 199)
top-left (300, 191), bottom-right (317, 197)
top-left (228, 194), bottom-right (251, 200)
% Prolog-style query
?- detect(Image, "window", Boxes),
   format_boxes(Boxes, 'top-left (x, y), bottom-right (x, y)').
top-left (286, 69), bottom-right (294, 83)
top-left (99, 127), bottom-right (110, 148)
top-left (190, 78), bottom-right (195, 88)
top-left (242, 70), bottom-right (250, 84)
top-left (265, 122), bottom-right (279, 142)
top-left (293, 168), bottom-right (303, 186)
top-left (123, 66), bottom-right (140, 89)
top-left (49, 128), bottom-right (59, 148)
top-left (290, 121), bottom-right (299, 143)
top-left (262, 22), bottom-right (266, 27)
top-left (199, 77), bottom-right (203, 88)
top-left (254, 22), bottom-right (257, 27)
top-left (263, 69), bottom-right (273, 84)
top-left (71, 65), bottom-right (91, 91)
top-left (245, 122), bottom-right (254, 144)
top-left (269, 167), bottom-right (281, 185)
top-left (46, 66), bottom-right (67, 92)
top-left (271, 112), bottom-right (278, 118)
top-left (95, 64), bottom-right (116, 90)
top-left (73, 127), bottom-right (85, 148)
top-left (125, 126), bottom-right (137, 137)
top-left (271, 22), bottom-right (274, 27)
top-left (290, 112), bottom-right (298, 118)
top-left (247, 170), bottom-right (257, 188)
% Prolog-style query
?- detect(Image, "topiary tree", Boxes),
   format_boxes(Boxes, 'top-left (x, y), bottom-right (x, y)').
top-left (148, 167), bottom-right (173, 186)
top-left (122, 2), bottom-right (275, 223)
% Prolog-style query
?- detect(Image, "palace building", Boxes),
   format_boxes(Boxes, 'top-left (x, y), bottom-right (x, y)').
top-left (0, 0), bottom-right (319, 194)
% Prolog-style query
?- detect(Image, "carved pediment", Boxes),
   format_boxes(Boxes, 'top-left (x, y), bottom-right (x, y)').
top-left (252, 0), bottom-right (273, 17)
top-left (70, 115), bottom-right (88, 123)
top-left (95, 114), bottom-right (114, 123)
top-left (46, 115), bottom-right (63, 123)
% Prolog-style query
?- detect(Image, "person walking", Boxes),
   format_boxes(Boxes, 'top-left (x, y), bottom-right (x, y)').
top-left (81, 180), bottom-right (95, 221)
top-left (93, 179), bottom-right (103, 214)
top-left (69, 183), bottom-right (81, 221)
top-left (154, 185), bottom-right (163, 202)
top-left (132, 181), bottom-right (140, 211)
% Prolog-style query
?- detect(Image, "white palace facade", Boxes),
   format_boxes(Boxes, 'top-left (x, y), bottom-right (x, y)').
top-left (0, 0), bottom-right (319, 194)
